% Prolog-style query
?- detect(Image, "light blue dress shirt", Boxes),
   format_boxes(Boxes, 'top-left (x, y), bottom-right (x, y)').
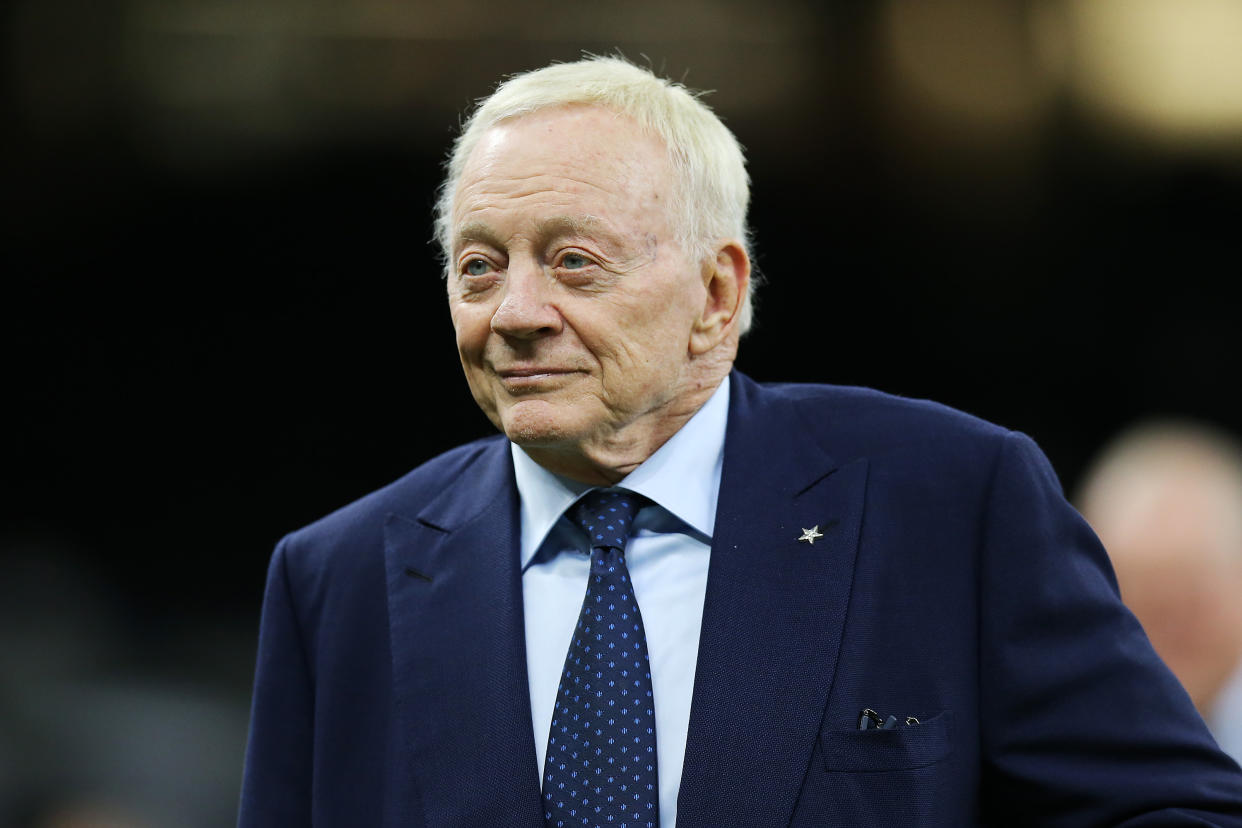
top-left (512, 376), bottom-right (729, 828)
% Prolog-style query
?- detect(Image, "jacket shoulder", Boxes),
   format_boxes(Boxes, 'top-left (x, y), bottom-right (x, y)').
top-left (750, 378), bottom-right (1012, 461)
top-left (278, 434), bottom-right (508, 565)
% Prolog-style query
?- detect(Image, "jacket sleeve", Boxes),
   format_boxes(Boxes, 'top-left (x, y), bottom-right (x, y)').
top-left (978, 430), bottom-right (1242, 826)
top-left (238, 537), bottom-right (314, 827)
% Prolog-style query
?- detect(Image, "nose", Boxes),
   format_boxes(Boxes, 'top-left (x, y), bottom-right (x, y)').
top-left (490, 261), bottom-right (562, 340)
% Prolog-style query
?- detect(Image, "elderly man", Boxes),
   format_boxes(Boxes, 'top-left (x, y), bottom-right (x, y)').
top-left (239, 58), bottom-right (1242, 827)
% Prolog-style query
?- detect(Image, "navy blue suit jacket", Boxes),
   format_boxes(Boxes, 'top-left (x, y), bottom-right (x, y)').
top-left (240, 372), bottom-right (1242, 826)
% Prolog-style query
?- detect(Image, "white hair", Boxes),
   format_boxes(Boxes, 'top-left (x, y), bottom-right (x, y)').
top-left (434, 55), bottom-right (757, 334)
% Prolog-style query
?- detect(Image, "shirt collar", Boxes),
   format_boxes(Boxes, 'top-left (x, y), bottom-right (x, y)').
top-left (511, 375), bottom-right (731, 569)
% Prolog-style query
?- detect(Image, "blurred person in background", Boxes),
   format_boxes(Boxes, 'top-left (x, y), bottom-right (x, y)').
top-left (1078, 420), bottom-right (1242, 762)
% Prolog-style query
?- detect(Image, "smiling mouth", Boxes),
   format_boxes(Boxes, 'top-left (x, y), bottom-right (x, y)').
top-left (495, 368), bottom-right (581, 391)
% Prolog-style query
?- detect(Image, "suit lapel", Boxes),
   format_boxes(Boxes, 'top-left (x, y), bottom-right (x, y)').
top-left (677, 373), bottom-right (869, 828)
top-left (384, 441), bottom-right (544, 828)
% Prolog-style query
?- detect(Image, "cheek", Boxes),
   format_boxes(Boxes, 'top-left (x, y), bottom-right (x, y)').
top-left (589, 314), bottom-right (677, 373)
top-left (625, 292), bottom-right (698, 358)
top-left (450, 306), bottom-right (491, 356)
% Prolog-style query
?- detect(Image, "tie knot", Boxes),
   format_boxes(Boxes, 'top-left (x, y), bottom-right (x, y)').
top-left (568, 488), bottom-right (644, 553)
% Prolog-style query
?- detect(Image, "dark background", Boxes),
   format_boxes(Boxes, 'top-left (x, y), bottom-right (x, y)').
top-left (5, 0), bottom-right (1241, 824)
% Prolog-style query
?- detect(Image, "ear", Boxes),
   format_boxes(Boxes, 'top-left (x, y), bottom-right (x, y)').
top-left (689, 240), bottom-right (750, 356)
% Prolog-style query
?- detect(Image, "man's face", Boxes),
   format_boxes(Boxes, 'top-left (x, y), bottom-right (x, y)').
top-left (447, 106), bottom-right (710, 463)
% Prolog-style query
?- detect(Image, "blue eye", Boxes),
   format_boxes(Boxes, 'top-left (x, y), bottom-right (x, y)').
top-left (561, 253), bottom-right (590, 269)
top-left (464, 259), bottom-right (490, 276)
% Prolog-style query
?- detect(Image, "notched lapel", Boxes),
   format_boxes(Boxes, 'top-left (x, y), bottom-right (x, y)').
top-left (383, 444), bottom-right (544, 828)
top-left (678, 376), bottom-right (870, 828)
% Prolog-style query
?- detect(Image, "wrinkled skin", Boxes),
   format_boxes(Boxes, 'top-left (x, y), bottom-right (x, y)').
top-left (447, 105), bottom-right (749, 485)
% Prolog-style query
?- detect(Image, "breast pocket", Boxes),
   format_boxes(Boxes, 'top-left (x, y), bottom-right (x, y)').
top-left (790, 711), bottom-right (958, 827)
top-left (820, 710), bottom-right (952, 772)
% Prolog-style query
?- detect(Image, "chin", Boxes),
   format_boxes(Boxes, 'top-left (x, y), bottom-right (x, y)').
top-left (497, 400), bottom-right (589, 449)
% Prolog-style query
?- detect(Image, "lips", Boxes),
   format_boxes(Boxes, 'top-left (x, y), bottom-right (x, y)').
top-left (494, 367), bottom-right (582, 391)
top-left (496, 367), bottom-right (575, 378)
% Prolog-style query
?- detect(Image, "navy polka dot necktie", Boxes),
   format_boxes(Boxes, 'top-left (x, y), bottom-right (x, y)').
top-left (542, 488), bottom-right (659, 828)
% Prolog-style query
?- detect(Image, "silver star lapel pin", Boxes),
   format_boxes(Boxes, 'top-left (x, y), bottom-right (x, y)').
top-left (797, 525), bottom-right (824, 544)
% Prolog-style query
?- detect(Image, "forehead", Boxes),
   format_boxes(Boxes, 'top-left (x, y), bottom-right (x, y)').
top-left (452, 106), bottom-right (676, 232)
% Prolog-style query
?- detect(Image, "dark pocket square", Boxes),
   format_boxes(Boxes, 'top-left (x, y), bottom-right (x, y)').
top-left (820, 710), bottom-right (953, 772)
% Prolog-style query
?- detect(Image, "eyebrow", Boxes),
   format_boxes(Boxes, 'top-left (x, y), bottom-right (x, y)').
top-left (453, 215), bottom-right (624, 254)
top-left (454, 221), bottom-right (502, 251)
